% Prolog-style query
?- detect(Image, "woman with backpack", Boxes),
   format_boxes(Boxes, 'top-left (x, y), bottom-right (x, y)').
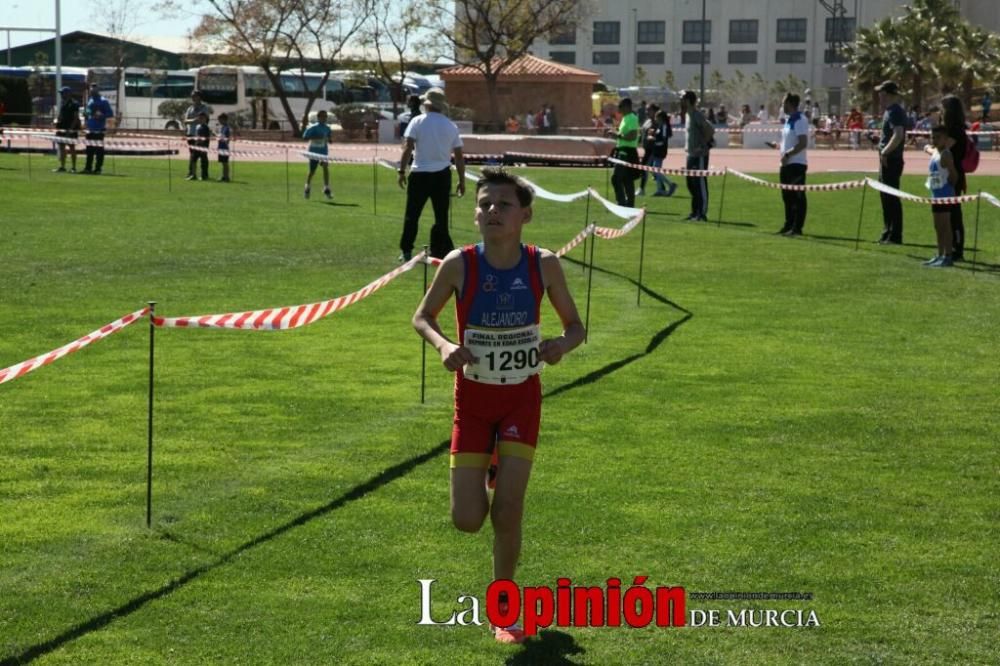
top-left (941, 95), bottom-right (973, 261)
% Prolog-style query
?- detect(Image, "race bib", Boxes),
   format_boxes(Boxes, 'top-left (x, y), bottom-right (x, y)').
top-left (463, 325), bottom-right (542, 385)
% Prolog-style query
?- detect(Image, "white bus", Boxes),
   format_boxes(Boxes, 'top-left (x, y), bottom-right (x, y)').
top-left (194, 65), bottom-right (347, 130)
top-left (87, 66), bottom-right (197, 130)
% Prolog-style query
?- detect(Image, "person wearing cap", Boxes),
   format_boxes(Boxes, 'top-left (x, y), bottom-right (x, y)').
top-left (875, 80), bottom-right (907, 244)
top-left (397, 87), bottom-right (465, 261)
top-left (53, 86), bottom-right (81, 173)
top-left (83, 84), bottom-right (113, 174)
top-left (607, 97), bottom-right (640, 207)
top-left (184, 90), bottom-right (212, 179)
top-left (681, 90), bottom-right (715, 221)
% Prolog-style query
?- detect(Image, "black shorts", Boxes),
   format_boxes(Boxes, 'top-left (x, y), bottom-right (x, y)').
top-left (218, 155), bottom-right (229, 163)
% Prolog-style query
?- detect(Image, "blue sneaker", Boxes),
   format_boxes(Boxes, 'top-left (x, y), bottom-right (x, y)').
top-left (922, 256), bottom-right (941, 266)
top-left (667, 181), bottom-right (677, 197)
top-left (930, 256), bottom-right (954, 268)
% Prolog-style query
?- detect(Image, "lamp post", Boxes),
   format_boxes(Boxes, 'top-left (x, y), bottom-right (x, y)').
top-left (699, 0), bottom-right (706, 101)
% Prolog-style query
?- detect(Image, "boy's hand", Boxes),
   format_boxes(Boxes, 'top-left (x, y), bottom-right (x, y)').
top-left (440, 342), bottom-right (476, 372)
top-left (456, 180), bottom-right (465, 197)
top-left (538, 338), bottom-right (566, 365)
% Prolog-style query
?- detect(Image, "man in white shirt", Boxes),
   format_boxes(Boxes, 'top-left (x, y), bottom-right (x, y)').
top-left (397, 88), bottom-right (465, 260)
top-left (775, 92), bottom-right (809, 236)
top-left (757, 104), bottom-right (769, 123)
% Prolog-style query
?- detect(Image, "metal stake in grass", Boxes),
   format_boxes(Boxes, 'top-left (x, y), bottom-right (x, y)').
top-left (421, 245), bottom-right (429, 404)
top-left (971, 190), bottom-right (982, 273)
top-left (285, 147), bottom-right (290, 203)
top-left (373, 157), bottom-right (378, 215)
top-left (584, 229), bottom-right (596, 344)
top-left (167, 141), bottom-right (173, 192)
top-left (854, 181), bottom-right (868, 251)
top-left (146, 301), bottom-right (157, 529)
top-left (717, 168), bottom-right (728, 228)
top-left (26, 133), bottom-right (32, 180)
top-left (637, 211), bottom-right (647, 306)
top-left (583, 189), bottom-right (591, 274)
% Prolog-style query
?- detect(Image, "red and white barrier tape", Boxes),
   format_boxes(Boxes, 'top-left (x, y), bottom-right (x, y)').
top-left (595, 210), bottom-right (646, 239)
top-left (299, 150), bottom-right (377, 164)
top-left (153, 253), bottom-right (427, 330)
top-left (607, 156), bottom-right (724, 178)
top-left (863, 178), bottom-right (981, 205)
top-left (555, 225), bottom-right (595, 257)
top-left (587, 186), bottom-right (644, 220)
top-left (727, 168), bottom-right (866, 192)
top-left (0, 307), bottom-right (149, 386)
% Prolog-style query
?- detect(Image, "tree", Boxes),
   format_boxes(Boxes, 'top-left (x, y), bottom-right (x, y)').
top-left (173, 0), bottom-right (372, 135)
top-left (360, 1), bottom-right (427, 118)
top-left (420, 0), bottom-right (593, 130)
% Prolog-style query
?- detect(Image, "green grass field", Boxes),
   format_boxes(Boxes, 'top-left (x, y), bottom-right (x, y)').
top-left (1, 151), bottom-right (998, 665)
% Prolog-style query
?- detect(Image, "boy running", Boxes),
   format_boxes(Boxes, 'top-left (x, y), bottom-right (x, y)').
top-left (412, 168), bottom-right (586, 644)
top-left (302, 110), bottom-right (333, 200)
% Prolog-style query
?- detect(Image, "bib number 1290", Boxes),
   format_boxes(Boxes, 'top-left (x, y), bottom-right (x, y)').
top-left (483, 347), bottom-right (540, 372)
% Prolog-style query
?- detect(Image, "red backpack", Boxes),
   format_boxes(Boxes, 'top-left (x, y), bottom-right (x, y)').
top-left (962, 136), bottom-right (980, 173)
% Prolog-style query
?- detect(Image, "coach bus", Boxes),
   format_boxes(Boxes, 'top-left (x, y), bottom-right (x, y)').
top-left (86, 66), bottom-right (197, 129)
top-left (193, 65), bottom-right (406, 130)
top-left (0, 66), bottom-right (88, 124)
top-left (194, 65), bottom-right (349, 130)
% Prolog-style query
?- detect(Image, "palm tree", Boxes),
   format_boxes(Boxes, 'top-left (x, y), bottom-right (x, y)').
top-left (844, 19), bottom-right (897, 114)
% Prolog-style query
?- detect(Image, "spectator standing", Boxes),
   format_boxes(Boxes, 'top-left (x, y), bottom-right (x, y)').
top-left (183, 91), bottom-right (212, 179)
top-left (717, 105), bottom-right (729, 127)
top-left (399, 94), bottom-right (422, 137)
top-left (681, 90), bottom-right (714, 221)
top-left (607, 97), bottom-right (640, 207)
top-left (186, 111), bottom-right (211, 181)
top-left (775, 93), bottom-right (809, 236)
top-left (739, 104), bottom-right (753, 128)
top-left (637, 100), bottom-right (648, 125)
top-left (397, 88), bottom-right (465, 260)
top-left (53, 86), bottom-right (80, 173)
top-left (216, 113), bottom-right (232, 182)
top-left (941, 95), bottom-right (969, 261)
top-left (847, 107), bottom-right (864, 149)
top-left (649, 110), bottom-right (677, 197)
top-left (82, 84), bottom-right (112, 175)
top-left (875, 81), bottom-right (907, 244)
top-left (922, 126), bottom-right (958, 267)
top-left (757, 104), bottom-right (769, 122)
top-left (982, 90), bottom-right (992, 122)
top-left (524, 109), bottom-right (536, 132)
top-left (637, 103), bottom-right (659, 196)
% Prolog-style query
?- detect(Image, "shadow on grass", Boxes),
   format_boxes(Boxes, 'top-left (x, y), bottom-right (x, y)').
top-left (8, 261), bottom-right (692, 665)
top-left (546, 258), bottom-right (693, 400)
top-left (506, 629), bottom-right (585, 665)
top-left (321, 201), bottom-right (361, 207)
top-left (5, 439), bottom-right (449, 665)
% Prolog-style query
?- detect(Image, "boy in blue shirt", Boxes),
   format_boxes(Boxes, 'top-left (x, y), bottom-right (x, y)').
top-left (83, 84), bottom-right (113, 174)
top-left (186, 112), bottom-right (211, 181)
top-left (302, 109), bottom-right (333, 199)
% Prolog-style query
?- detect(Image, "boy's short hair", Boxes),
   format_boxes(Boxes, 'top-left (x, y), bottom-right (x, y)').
top-left (197, 112), bottom-right (208, 119)
top-left (476, 167), bottom-right (534, 207)
top-left (218, 113), bottom-right (229, 121)
top-left (784, 93), bottom-right (801, 108)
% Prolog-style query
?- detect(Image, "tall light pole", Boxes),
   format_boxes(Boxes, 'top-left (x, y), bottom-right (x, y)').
top-left (699, 0), bottom-right (706, 101)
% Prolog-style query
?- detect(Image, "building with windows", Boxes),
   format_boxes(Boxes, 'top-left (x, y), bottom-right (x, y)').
top-left (536, 0), bottom-right (1000, 115)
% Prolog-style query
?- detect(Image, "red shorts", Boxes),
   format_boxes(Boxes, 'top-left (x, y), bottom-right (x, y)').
top-left (450, 374), bottom-right (541, 468)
